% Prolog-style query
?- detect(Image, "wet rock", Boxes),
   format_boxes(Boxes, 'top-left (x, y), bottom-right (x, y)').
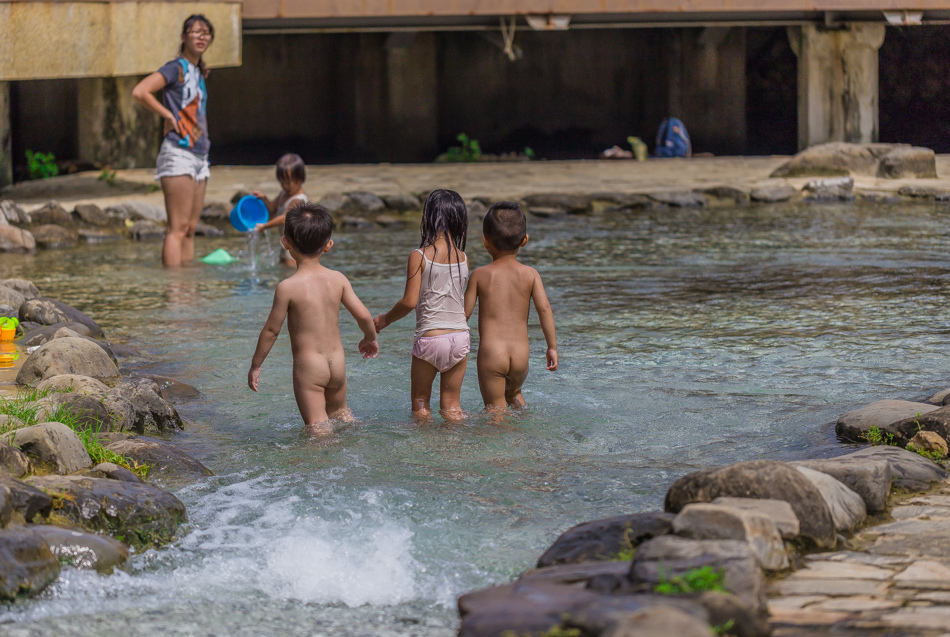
top-left (898, 184), bottom-right (950, 199)
top-left (928, 385), bottom-right (950, 406)
top-left (106, 437), bottom-right (211, 480)
top-left (382, 194), bottom-right (422, 211)
top-left (35, 374), bottom-right (109, 397)
top-left (697, 186), bottom-right (750, 203)
top-left (845, 446), bottom-right (948, 490)
top-left (803, 176), bottom-right (855, 202)
top-left (0, 225), bottom-right (36, 252)
top-left (591, 192), bottom-right (654, 209)
top-left (318, 192), bottom-right (357, 216)
top-left (105, 201), bottom-right (165, 223)
top-left (128, 219), bottom-right (165, 240)
top-left (0, 200), bottom-right (28, 224)
top-left (78, 229), bottom-right (119, 243)
top-left (375, 214), bottom-right (405, 229)
top-left (537, 512), bottom-right (673, 567)
top-left (630, 536), bottom-right (766, 611)
top-left (648, 191), bottom-right (707, 208)
top-left (201, 201), bottom-right (230, 220)
top-left (711, 497), bottom-right (800, 539)
top-left (110, 343), bottom-right (141, 359)
top-left (601, 605), bottom-right (714, 637)
top-left (770, 142), bottom-right (909, 178)
top-left (0, 483), bottom-right (10, 527)
top-left (750, 184), bottom-right (797, 203)
top-left (1, 422), bottom-right (92, 475)
top-left (0, 527), bottom-right (60, 600)
top-left (0, 442), bottom-right (31, 477)
top-left (20, 322), bottom-right (95, 347)
top-left (88, 462), bottom-right (145, 484)
top-left (346, 191), bottom-right (385, 215)
top-left (0, 474), bottom-right (53, 522)
top-left (38, 392), bottom-right (115, 431)
top-left (794, 466), bottom-right (866, 532)
top-left (0, 304), bottom-right (15, 317)
top-left (859, 191), bottom-right (903, 204)
top-left (18, 297), bottom-right (103, 337)
top-left (26, 475), bottom-right (186, 549)
top-left (693, 591), bottom-right (771, 637)
top-left (888, 405), bottom-right (950, 447)
top-left (29, 525), bottom-right (129, 574)
top-left (16, 337), bottom-right (118, 384)
top-left (142, 374), bottom-right (199, 402)
top-left (0, 285), bottom-right (26, 311)
top-left (339, 216), bottom-right (373, 230)
top-left (910, 431), bottom-right (949, 457)
top-left (0, 279), bottom-right (40, 300)
top-left (29, 202), bottom-right (73, 226)
top-left (520, 559), bottom-right (630, 588)
top-left (522, 193), bottom-right (592, 214)
top-left (31, 224), bottom-right (77, 249)
top-left (672, 503), bottom-right (788, 570)
top-left (877, 146), bottom-right (938, 179)
top-left (792, 456), bottom-right (892, 513)
top-left (665, 460), bottom-right (836, 547)
top-left (566, 594), bottom-right (712, 635)
top-left (195, 222), bottom-right (224, 237)
top-left (96, 393), bottom-right (137, 432)
top-left (466, 200), bottom-right (488, 222)
top-left (73, 203), bottom-right (110, 226)
top-left (834, 399), bottom-right (938, 443)
top-left (107, 378), bottom-right (182, 433)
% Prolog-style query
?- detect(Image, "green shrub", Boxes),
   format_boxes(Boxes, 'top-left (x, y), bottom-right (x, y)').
top-left (444, 133), bottom-right (482, 162)
top-left (25, 150), bottom-right (59, 180)
top-left (655, 565), bottom-right (727, 595)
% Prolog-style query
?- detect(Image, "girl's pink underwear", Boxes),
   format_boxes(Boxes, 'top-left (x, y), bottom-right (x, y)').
top-left (411, 332), bottom-right (470, 372)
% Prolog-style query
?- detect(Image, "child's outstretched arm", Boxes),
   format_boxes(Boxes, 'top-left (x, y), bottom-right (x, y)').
top-left (255, 197), bottom-right (305, 233)
top-left (340, 276), bottom-right (379, 359)
top-left (374, 251), bottom-right (424, 332)
top-left (531, 271), bottom-right (558, 371)
top-left (248, 282), bottom-right (291, 391)
top-left (463, 270), bottom-right (480, 319)
top-left (251, 190), bottom-right (279, 214)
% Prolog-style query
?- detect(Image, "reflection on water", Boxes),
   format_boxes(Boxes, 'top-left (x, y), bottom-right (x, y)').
top-left (2, 201), bottom-right (950, 634)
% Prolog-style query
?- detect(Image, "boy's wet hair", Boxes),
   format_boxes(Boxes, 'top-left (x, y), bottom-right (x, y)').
top-left (276, 153), bottom-right (306, 184)
top-left (284, 203), bottom-right (332, 256)
top-left (484, 202), bottom-right (527, 251)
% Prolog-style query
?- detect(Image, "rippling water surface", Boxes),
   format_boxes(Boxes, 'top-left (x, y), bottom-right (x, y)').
top-left (2, 201), bottom-right (950, 635)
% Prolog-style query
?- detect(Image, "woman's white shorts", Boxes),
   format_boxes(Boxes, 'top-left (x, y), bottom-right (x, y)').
top-left (155, 139), bottom-right (210, 181)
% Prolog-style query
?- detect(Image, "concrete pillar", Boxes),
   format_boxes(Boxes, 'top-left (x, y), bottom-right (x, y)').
top-left (0, 82), bottom-right (11, 188)
top-left (77, 76), bottom-right (162, 169)
top-left (666, 28), bottom-right (747, 155)
top-left (788, 23), bottom-right (886, 149)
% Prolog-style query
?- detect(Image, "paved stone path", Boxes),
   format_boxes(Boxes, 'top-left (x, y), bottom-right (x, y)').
top-left (770, 484), bottom-right (950, 636)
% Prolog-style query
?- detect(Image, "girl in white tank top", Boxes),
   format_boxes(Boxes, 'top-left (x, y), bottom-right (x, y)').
top-left (251, 153), bottom-right (308, 266)
top-left (374, 189), bottom-right (470, 420)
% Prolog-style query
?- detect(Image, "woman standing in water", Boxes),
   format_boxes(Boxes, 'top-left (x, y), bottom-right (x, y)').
top-left (132, 15), bottom-right (214, 266)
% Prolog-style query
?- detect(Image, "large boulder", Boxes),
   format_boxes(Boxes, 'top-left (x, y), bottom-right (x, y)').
top-left (0, 200), bottom-right (28, 224)
top-left (18, 298), bottom-right (103, 337)
top-left (522, 193), bottom-right (592, 214)
top-left (648, 191), bottom-right (707, 208)
top-left (317, 193), bottom-right (358, 216)
top-left (842, 446), bottom-right (947, 490)
top-left (29, 525), bottom-right (129, 574)
top-left (672, 503), bottom-right (788, 570)
top-left (835, 399), bottom-right (938, 443)
top-left (38, 392), bottom-right (116, 431)
top-left (537, 512), bottom-right (673, 567)
top-left (0, 279), bottom-right (40, 300)
top-left (770, 142), bottom-right (929, 178)
top-left (794, 466), bottom-right (866, 532)
top-left (665, 460), bottom-right (836, 547)
top-left (28, 201), bottom-right (73, 226)
top-left (710, 497), bottom-right (800, 539)
top-left (0, 527), bottom-right (60, 600)
top-left (16, 337), bottom-right (118, 384)
top-left (0, 285), bottom-right (26, 311)
top-left (1, 422), bottom-right (92, 475)
top-left (87, 461), bottom-right (145, 484)
top-left (0, 225), bottom-right (36, 252)
top-left (128, 220), bottom-right (165, 240)
top-left (887, 406), bottom-right (950, 446)
top-left (108, 378), bottom-right (183, 433)
top-left (600, 605), bottom-right (714, 637)
top-left (20, 321), bottom-right (95, 346)
top-left (630, 536), bottom-right (766, 611)
top-left (382, 194), bottom-right (422, 211)
top-left (32, 224), bottom-right (77, 249)
top-left (106, 437), bottom-right (212, 480)
top-left (346, 192), bottom-right (386, 215)
top-left (104, 201), bottom-right (166, 223)
top-left (143, 374), bottom-right (199, 402)
top-left (749, 184), bottom-right (797, 203)
top-left (26, 475), bottom-right (187, 549)
top-left (877, 146), bottom-right (938, 179)
top-left (35, 373), bottom-right (109, 397)
top-left (0, 442), bottom-right (31, 477)
top-left (792, 456), bottom-right (892, 513)
top-left (0, 474), bottom-right (53, 522)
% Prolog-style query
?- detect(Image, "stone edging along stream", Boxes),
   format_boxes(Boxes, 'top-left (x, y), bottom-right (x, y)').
top-left (0, 277), bottom-right (210, 599)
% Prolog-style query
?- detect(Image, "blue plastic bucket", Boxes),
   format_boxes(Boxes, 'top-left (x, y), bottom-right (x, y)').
top-left (230, 196), bottom-right (269, 232)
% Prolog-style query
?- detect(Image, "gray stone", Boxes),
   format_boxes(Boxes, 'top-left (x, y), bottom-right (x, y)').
top-left (802, 176), bottom-right (855, 202)
top-left (749, 184), bottom-right (797, 203)
top-left (711, 497), bottom-right (800, 539)
top-left (696, 186), bottom-right (750, 203)
top-left (107, 378), bottom-right (182, 433)
top-left (693, 591), bottom-right (771, 637)
top-left (566, 594), bottom-right (714, 636)
top-left (463, 200), bottom-right (486, 223)
top-left (0, 279), bottom-right (39, 300)
top-left (106, 437), bottom-right (211, 480)
top-left (0, 304), bottom-right (15, 317)
top-left (794, 466), bottom-right (866, 532)
top-left (834, 399), bottom-right (938, 443)
top-left (928, 385), bottom-right (950, 406)
top-left (771, 577), bottom-right (889, 597)
top-left (0, 527), bottom-right (60, 600)
top-left (537, 512), bottom-right (674, 567)
top-left (128, 219), bottom-right (164, 240)
top-left (673, 503), bottom-right (788, 570)
top-left (0, 225), bottom-right (36, 252)
top-left (105, 201), bottom-right (166, 223)
top-left (843, 446), bottom-right (948, 490)
top-left (194, 222), bottom-right (223, 237)
top-left (591, 192), bottom-right (655, 209)
top-left (18, 298), bottom-right (103, 337)
top-left (374, 214), bottom-right (405, 229)
top-left (519, 560), bottom-right (630, 588)
top-left (98, 393), bottom-right (138, 432)
top-left (346, 191), bottom-right (386, 215)
top-left (602, 606), bottom-right (714, 637)
top-left (29, 525), bottom-right (129, 574)
top-left (770, 142), bottom-right (909, 178)
top-left (0, 483), bottom-right (11, 527)
top-left (339, 216), bottom-right (373, 229)
top-left (38, 392), bottom-right (116, 431)
top-left (630, 536), bottom-right (766, 611)
top-left (35, 374), bottom-right (109, 397)
top-left (0, 474), bottom-right (53, 522)
top-left (382, 194), bottom-right (422, 211)
top-left (201, 201), bottom-right (230, 219)
top-left (20, 321), bottom-right (96, 346)
top-left (16, 337), bottom-right (117, 384)
top-left (909, 431), bottom-right (948, 457)
top-left (0, 199), bottom-right (28, 224)
top-left (791, 456), bottom-right (892, 513)
top-left (1, 422), bottom-right (92, 475)
top-left (143, 374), bottom-right (199, 402)
top-left (522, 193), bottom-right (592, 213)
top-left (648, 191), bottom-right (707, 207)
top-left (530, 206), bottom-right (568, 218)
top-left (665, 460), bottom-right (836, 547)
top-left (0, 442), bottom-right (31, 477)
top-left (26, 474), bottom-right (187, 549)
top-left (877, 146), bottom-right (938, 179)
top-left (0, 285), bottom-right (25, 310)
top-left (317, 192), bottom-right (357, 216)
top-left (73, 203), bottom-right (110, 226)
top-left (888, 405), bottom-right (950, 446)
top-left (29, 202), bottom-right (73, 226)
top-left (89, 462), bottom-right (145, 484)
top-left (899, 184), bottom-right (950, 199)
top-left (78, 229), bottom-right (119, 243)
top-left (31, 224), bottom-right (77, 249)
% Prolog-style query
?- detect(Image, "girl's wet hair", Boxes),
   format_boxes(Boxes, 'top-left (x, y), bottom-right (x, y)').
top-left (179, 14), bottom-right (214, 77)
top-left (276, 153), bottom-right (306, 184)
top-left (418, 189), bottom-right (468, 283)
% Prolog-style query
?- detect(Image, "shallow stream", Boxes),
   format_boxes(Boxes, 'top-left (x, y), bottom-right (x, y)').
top-left (2, 201), bottom-right (950, 635)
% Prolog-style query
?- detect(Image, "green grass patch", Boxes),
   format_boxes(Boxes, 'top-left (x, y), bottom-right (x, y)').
top-left (654, 565), bottom-right (727, 595)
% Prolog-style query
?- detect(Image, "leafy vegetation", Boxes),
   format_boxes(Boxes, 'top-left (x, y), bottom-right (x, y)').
top-left (444, 133), bottom-right (482, 162)
top-left (862, 425), bottom-right (895, 446)
top-left (906, 442), bottom-right (946, 463)
top-left (25, 150), bottom-right (59, 180)
top-left (655, 565), bottom-right (727, 595)
top-left (712, 619), bottom-right (736, 636)
top-left (98, 167), bottom-right (118, 186)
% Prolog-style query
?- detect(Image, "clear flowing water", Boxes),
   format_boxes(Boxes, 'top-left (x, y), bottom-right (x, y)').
top-left (2, 201), bottom-right (950, 635)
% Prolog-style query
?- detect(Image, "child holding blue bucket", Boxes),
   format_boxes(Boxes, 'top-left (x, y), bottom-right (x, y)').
top-left (252, 154), bottom-right (308, 267)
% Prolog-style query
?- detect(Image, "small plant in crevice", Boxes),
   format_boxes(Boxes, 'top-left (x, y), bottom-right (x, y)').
top-left (98, 167), bottom-right (118, 186)
top-left (712, 618), bottom-right (736, 636)
top-left (605, 527), bottom-right (637, 561)
top-left (444, 133), bottom-right (482, 162)
top-left (654, 565), bottom-right (727, 595)
top-left (906, 442), bottom-right (947, 464)
top-left (25, 150), bottom-right (59, 180)
top-left (862, 425), bottom-right (895, 447)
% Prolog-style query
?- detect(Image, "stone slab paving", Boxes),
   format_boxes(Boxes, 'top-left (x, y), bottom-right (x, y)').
top-left (769, 479), bottom-right (950, 636)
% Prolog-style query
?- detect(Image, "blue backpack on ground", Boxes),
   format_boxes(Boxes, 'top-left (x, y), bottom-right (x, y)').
top-left (655, 117), bottom-right (692, 158)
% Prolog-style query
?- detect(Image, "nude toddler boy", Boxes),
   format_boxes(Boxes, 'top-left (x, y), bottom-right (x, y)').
top-left (248, 203), bottom-right (378, 429)
top-left (464, 202), bottom-right (558, 411)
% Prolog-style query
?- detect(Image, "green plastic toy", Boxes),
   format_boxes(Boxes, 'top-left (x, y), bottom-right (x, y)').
top-left (200, 248), bottom-right (239, 265)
